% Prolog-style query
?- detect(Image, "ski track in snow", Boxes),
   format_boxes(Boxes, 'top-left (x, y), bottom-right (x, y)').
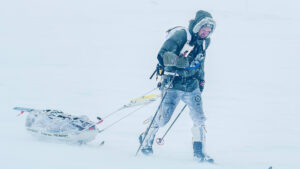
top-left (0, 0), bottom-right (299, 169)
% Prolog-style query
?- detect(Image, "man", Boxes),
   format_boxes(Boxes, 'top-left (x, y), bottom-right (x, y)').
top-left (139, 10), bottom-right (216, 163)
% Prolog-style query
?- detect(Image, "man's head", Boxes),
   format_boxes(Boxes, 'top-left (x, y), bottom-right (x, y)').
top-left (198, 26), bottom-right (212, 39)
top-left (189, 10), bottom-right (216, 39)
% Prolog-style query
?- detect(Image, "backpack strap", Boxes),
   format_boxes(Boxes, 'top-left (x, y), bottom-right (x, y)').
top-left (165, 26), bottom-right (194, 57)
top-left (165, 26), bottom-right (192, 43)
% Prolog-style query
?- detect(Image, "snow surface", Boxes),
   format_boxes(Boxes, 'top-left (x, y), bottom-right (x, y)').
top-left (0, 0), bottom-right (300, 169)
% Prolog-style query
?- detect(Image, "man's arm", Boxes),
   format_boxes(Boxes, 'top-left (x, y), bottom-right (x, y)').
top-left (157, 29), bottom-right (188, 67)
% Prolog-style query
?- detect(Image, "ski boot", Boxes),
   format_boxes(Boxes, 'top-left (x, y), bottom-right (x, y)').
top-left (138, 132), bottom-right (154, 155)
top-left (193, 142), bottom-right (214, 163)
top-left (141, 146), bottom-right (153, 155)
top-left (138, 127), bottom-right (158, 156)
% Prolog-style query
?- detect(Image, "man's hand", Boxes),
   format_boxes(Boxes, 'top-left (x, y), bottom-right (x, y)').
top-left (175, 55), bottom-right (189, 68)
top-left (162, 52), bottom-right (177, 66)
top-left (162, 52), bottom-right (189, 68)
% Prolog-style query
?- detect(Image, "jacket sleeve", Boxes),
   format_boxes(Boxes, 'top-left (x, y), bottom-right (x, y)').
top-left (157, 30), bottom-right (187, 66)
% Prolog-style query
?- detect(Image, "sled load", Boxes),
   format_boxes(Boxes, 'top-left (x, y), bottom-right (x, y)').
top-left (13, 93), bottom-right (160, 144)
top-left (14, 107), bottom-right (99, 144)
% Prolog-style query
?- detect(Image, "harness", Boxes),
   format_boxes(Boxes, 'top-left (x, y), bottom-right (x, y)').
top-left (167, 26), bottom-right (207, 69)
top-left (150, 27), bottom-right (208, 80)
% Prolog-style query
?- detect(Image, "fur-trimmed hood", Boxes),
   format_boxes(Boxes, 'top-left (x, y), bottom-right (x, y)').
top-left (188, 10), bottom-right (216, 39)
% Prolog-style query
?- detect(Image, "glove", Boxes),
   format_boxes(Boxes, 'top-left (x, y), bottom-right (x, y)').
top-left (199, 80), bottom-right (205, 92)
top-left (175, 55), bottom-right (189, 68)
top-left (162, 52), bottom-right (189, 68)
top-left (162, 52), bottom-right (177, 66)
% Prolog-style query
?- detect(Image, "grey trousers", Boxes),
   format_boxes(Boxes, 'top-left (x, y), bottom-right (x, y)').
top-left (142, 88), bottom-right (207, 148)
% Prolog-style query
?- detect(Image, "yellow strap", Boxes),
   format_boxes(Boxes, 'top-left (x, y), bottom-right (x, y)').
top-left (130, 94), bottom-right (159, 103)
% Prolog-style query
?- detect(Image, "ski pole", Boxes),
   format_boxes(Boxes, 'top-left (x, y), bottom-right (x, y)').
top-left (98, 103), bottom-right (151, 133)
top-left (85, 96), bottom-right (158, 132)
top-left (101, 87), bottom-right (158, 120)
top-left (84, 88), bottom-right (160, 130)
top-left (149, 68), bottom-right (157, 79)
top-left (156, 104), bottom-right (187, 145)
top-left (135, 73), bottom-right (177, 156)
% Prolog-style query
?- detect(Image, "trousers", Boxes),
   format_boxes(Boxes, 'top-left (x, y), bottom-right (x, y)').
top-left (142, 88), bottom-right (207, 148)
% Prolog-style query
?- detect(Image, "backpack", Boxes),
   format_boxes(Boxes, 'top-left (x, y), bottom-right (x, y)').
top-left (166, 26), bottom-right (194, 57)
top-left (150, 26), bottom-right (207, 79)
top-left (165, 26), bottom-right (208, 70)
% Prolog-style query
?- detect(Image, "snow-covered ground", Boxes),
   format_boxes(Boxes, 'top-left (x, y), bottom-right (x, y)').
top-left (0, 0), bottom-right (299, 169)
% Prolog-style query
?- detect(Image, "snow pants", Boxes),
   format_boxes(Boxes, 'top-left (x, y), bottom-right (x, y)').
top-left (143, 88), bottom-right (207, 148)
